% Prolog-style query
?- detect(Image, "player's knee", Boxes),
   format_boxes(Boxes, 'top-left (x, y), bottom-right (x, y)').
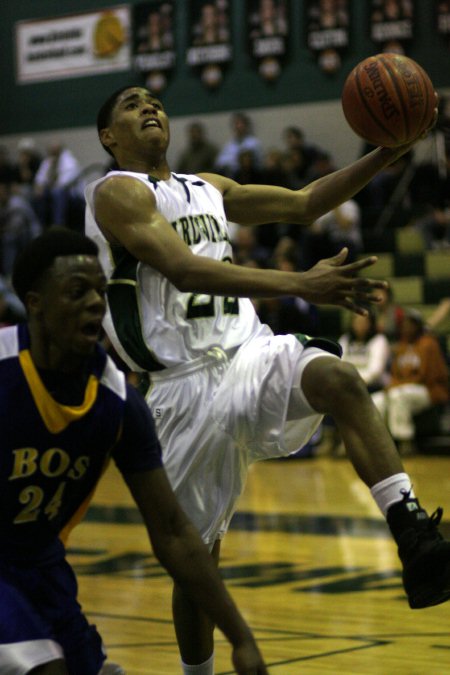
top-left (328, 360), bottom-right (366, 400)
top-left (304, 359), bottom-right (366, 412)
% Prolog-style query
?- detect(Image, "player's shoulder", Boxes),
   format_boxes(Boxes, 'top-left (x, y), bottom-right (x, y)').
top-left (96, 170), bottom-right (147, 194)
top-left (94, 171), bottom-right (156, 213)
top-left (197, 171), bottom-right (235, 195)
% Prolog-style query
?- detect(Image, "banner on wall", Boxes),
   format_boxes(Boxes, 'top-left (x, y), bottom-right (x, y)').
top-left (306, 0), bottom-right (350, 74)
top-left (370, 0), bottom-right (414, 54)
top-left (15, 6), bottom-right (131, 83)
top-left (186, 0), bottom-right (232, 88)
top-left (247, 0), bottom-right (289, 82)
top-left (133, 1), bottom-right (175, 93)
top-left (436, 0), bottom-right (450, 49)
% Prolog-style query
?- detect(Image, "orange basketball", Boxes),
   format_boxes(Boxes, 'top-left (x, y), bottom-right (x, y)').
top-left (341, 53), bottom-right (436, 147)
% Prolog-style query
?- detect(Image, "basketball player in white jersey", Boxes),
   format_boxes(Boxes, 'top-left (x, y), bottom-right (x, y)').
top-left (86, 86), bottom-right (450, 675)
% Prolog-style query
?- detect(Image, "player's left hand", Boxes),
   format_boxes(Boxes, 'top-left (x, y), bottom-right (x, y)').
top-left (298, 247), bottom-right (388, 316)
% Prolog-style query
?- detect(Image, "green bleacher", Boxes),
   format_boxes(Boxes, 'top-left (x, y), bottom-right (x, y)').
top-left (317, 229), bottom-right (450, 350)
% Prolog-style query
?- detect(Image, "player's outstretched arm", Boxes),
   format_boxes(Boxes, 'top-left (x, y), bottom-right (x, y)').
top-left (95, 174), bottom-right (384, 314)
top-left (123, 467), bottom-right (269, 675)
top-left (202, 109), bottom-right (437, 228)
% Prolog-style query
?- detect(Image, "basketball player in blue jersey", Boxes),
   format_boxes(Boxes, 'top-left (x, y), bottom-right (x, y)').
top-left (87, 86), bottom-right (450, 675)
top-left (0, 228), bottom-right (267, 675)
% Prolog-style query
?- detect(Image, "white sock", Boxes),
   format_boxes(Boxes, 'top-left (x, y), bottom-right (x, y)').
top-left (370, 473), bottom-right (415, 516)
top-left (181, 653), bottom-right (214, 675)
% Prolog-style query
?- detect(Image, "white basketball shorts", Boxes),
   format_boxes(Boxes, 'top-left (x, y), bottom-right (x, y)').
top-left (145, 333), bottom-right (339, 545)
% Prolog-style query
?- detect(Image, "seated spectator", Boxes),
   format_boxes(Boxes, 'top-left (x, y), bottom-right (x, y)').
top-left (355, 150), bottom-right (413, 230)
top-left (410, 144), bottom-right (450, 250)
top-left (375, 285), bottom-right (404, 343)
top-left (13, 137), bottom-right (42, 200)
top-left (318, 309), bottom-right (391, 457)
top-left (314, 199), bottom-right (362, 261)
top-left (417, 207), bottom-right (450, 250)
top-left (234, 149), bottom-right (264, 185)
top-left (33, 140), bottom-right (82, 228)
top-left (339, 310), bottom-right (391, 393)
top-left (214, 112), bottom-right (263, 178)
top-left (261, 148), bottom-right (289, 187)
top-left (256, 250), bottom-right (319, 336)
top-left (176, 121), bottom-right (218, 174)
top-left (408, 97), bottom-right (450, 253)
top-left (372, 309), bottom-right (449, 456)
top-left (0, 181), bottom-right (41, 278)
top-left (427, 297), bottom-right (450, 333)
top-left (281, 126), bottom-right (322, 184)
top-left (232, 225), bottom-right (270, 267)
top-left (298, 198), bottom-right (362, 269)
top-left (0, 146), bottom-right (18, 185)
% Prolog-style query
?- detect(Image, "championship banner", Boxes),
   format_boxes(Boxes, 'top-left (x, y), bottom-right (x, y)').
top-left (436, 0), bottom-right (450, 50)
top-left (186, 0), bottom-right (232, 88)
top-left (370, 0), bottom-right (414, 54)
top-left (15, 6), bottom-right (130, 83)
top-left (133, 1), bottom-right (175, 93)
top-left (306, 0), bottom-right (350, 74)
top-left (247, 0), bottom-right (289, 82)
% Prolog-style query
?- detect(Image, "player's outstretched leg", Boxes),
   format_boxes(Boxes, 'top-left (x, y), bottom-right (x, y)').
top-left (301, 355), bottom-right (450, 609)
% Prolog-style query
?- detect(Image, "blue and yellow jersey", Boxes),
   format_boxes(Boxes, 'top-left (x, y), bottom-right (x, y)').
top-left (0, 324), bottom-right (162, 563)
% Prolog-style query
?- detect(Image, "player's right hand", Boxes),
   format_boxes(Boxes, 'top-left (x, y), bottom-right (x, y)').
top-left (232, 639), bottom-right (269, 674)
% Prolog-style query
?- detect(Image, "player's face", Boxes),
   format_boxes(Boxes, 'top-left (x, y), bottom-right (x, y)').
top-left (105, 87), bottom-right (170, 156)
top-left (37, 255), bottom-right (107, 360)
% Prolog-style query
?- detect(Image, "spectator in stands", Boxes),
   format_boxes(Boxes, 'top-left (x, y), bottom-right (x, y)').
top-left (313, 199), bottom-right (362, 261)
top-left (298, 198), bottom-right (362, 270)
top-left (176, 122), bottom-right (218, 174)
top-left (261, 147), bottom-right (289, 187)
top-left (410, 145), bottom-right (450, 250)
top-left (281, 126), bottom-right (321, 184)
top-left (372, 308), bottom-right (449, 456)
top-left (0, 181), bottom-right (41, 279)
top-left (355, 149), bottom-right (413, 230)
top-left (375, 285), bottom-right (404, 342)
top-left (340, 310), bottom-right (391, 393)
top-left (234, 149), bottom-right (264, 185)
top-left (0, 146), bottom-right (18, 185)
top-left (256, 249), bottom-right (319, 336)
top-left (232, 224), bottom-right (270, 267)
top-left (318, 309), bottom-right (391, 457)
top-left (427, 297), bottom-right (450, 333)
top-left (33, 140), bottom-right (82, 228)
top-left (214, 112), bottom-right (263, 178)
top-left (419, 207), bottom-right (450, 250)
top-left (13, 138), bottom-right (42, 200)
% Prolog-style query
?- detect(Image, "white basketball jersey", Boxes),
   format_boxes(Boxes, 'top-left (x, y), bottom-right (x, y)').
top-left (85, 170), bottom-right (267, 370)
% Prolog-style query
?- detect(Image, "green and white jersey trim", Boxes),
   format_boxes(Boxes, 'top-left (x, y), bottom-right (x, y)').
top-left (85, 170), bottom-right (264, 371)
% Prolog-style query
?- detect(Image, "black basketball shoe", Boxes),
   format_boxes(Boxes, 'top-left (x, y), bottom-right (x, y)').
top-left (387, 494), bottom-right (450, 609)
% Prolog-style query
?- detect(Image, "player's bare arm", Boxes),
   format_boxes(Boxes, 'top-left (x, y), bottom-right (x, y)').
top-left (200, 138), bottom-right (428, 227)
top-left (124, 467), bottom-right (268, 675)
top-left (94, 174), bottom-right (385, 314)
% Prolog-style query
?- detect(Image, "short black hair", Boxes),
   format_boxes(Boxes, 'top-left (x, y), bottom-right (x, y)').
top-left (12, 227), bottom-right (99, 304)
top-left (96, 85), bottom-right (142, 157)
